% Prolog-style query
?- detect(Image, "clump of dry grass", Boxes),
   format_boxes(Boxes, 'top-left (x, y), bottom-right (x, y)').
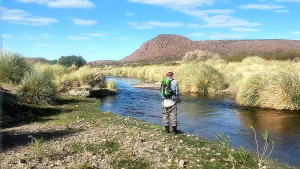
top-left (0, 48), bottom-right (32, 84)
top-left (55, 66), bottom-right (106, 92)
top-left (237, 71), bottom-right (300, 110)
top-left (176, 63), bottom-right (226, 93)
top-left (107, 81), bottom-right (117, 92)
top-left (33, 63), bottom-right (68, 79)
top-left (182, 50), bottom-right (220, 62)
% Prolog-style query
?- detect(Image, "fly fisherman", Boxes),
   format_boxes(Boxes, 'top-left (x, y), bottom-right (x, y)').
top-left (161, 69), bottom-right (181, 134)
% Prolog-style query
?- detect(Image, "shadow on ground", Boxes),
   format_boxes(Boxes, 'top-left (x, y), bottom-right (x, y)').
top-left (0, 128), bottom-right (83, 152)
top-left (0, 91), bottom-right (83, 129)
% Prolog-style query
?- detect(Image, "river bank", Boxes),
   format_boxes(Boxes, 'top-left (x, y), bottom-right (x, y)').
top-left (0, 95), bottom-right (296, 169)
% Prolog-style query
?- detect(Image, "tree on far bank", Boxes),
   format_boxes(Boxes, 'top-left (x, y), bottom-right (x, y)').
top-left (57, 55), bottom-right (87, 68)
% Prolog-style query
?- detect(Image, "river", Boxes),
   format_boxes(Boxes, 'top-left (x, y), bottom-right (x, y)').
top-left (98, 76), bottom-right (300, 167)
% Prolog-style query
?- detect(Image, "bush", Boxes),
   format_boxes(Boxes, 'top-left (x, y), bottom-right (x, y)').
top-left (0, 50), bottom-right (31, 84)
top-left (226, 50), bottom-right (300, 63)
top-left (176, 63), bottom-right (226, 93)
top-left (33, 63), bottom-right (68, 79)
top-left (55, 66), bottom-right (106, 92)
top-left (106, 81), bottom-right (117, 92)
top-left (236, 71), bottom-right (300, 110)
top-left (57, 55), bottom-right (87, 68)
top-left (17, 71), bottom-right (57, 104)
top-left (182, 50), bottom-right (220, 62)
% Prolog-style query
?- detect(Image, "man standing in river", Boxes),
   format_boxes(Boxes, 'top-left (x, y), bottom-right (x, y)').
top-left (161, 69), bottom-right (180, 134)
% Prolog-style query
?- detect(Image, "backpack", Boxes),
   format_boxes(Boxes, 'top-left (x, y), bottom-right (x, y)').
top-left (161, 78), bottom-right (174, 97)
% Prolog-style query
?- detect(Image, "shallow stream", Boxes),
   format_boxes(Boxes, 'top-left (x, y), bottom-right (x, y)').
top-left (99, 76), bottom-right (300, 167)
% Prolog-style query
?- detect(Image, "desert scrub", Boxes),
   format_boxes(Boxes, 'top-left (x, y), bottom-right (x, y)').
top-left (182, 50), bottom-right (220, 62)
top-left (0, 49), bottom-right (31, 84)
top-left (17, 71), bottom-right (57, 104)
top-left (237, 71), bottom-right (300, 110)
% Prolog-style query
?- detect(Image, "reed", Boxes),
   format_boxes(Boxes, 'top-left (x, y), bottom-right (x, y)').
top-left (17, 71), bottom-right (57, 104)
top-left (33, 63), bottom-right (68, 79)
top-left (55, 65), bottom-right (106, 91)
top-left (236, 71), bottom-right (300, 110)
top-left (0, 49), bottom-right (31, 84)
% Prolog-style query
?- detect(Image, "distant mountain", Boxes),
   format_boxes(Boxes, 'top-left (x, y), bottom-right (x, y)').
top-left (87, 60), bottom-right (119, 67)
top-left (120, 34), bottom-right (300, 62)
top-left (25, 57), bottom-right (49, 64)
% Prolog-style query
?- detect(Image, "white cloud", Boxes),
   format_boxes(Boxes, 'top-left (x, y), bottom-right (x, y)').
top-left (129, 0), bottom-right (259, 29)
top-left (147, 21), bottom-right (184, 27)
top-left (187, 23), bottom-right (202, 28)
top-left (274, 9), bottom-right (289, 12)
top-left (207, 33), bottom-right (245, 39)
top-left (231, 27), bottom-right (260, 32)
top-left (133, 25), bottom-right (154, 29)
top-left (85, 33), bottom-right (105, 37)
top-left (15, 0), bottom-right (48, 4)
top-left (47, 0), bottom-right (95, 9)
top-left (128, 21), bottom-right (184, 29)
top-left (0, 7), bottom-right (58, 26)
top-left (187, 33), bottom-right (206, 37)
top-left (15, 0), bottom-right (95, 9)
top-left (128, 0), bottom-right (214, 11)
top-left (127, 22), bottom-right (138, 26)
top-left (238, 4), bottom-right (284, 10)
top-left (291, 31), bottom-right (300, 34)
top-left (0, 34), bottom-right (14, 38)
top-left (68, 36), bottom-right (89, 40)
top-left (72, 18), bottom-right (97, 26)
top-left (202, 15), bottom-right (261, 27)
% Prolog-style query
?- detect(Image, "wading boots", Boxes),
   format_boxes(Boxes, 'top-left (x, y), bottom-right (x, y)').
top-left (172, 126), bottom-right (180, 134)
top-left (165, 126), bottom-right (170, 133)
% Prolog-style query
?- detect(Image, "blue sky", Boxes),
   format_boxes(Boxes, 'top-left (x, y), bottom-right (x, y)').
top-left (1, 0), bottom-right (300, 62)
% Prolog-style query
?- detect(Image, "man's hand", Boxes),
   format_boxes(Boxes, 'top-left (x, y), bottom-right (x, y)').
top-left (173, 96), bottom-right (181, 103)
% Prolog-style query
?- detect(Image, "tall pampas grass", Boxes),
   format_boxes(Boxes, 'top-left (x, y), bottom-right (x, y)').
top-left (0, 47), bottom-right (31, 84)
top-left (237, 71), bottom-right (300, 110)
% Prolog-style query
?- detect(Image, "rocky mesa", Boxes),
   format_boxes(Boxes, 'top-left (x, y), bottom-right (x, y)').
top-left (121, 34), bottom-right (300, 62)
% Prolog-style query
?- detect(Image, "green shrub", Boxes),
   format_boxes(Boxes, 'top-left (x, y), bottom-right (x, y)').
top-left (58, 55), bottom-right (87, 68)
top-left (237, 71), bottom-right (300, 110)
top-left (0, 50), bottom-right (31, 84)
top-left (17, 71), bottom-right (57, 104)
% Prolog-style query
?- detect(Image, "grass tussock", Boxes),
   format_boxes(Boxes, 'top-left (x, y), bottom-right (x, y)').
top-left (17, 71), bottom-right (57, 104)
top-left (237, 71), bottom-right (300, 110)
top-left (55, 66), bottom-right (106, 92)
top-left (0, 49), bottom-right (31, 84)
top-left (226, 49), bottom-right (300, 62)
top-left (33, 63), bottom-right (68, 79)
top-left (176, 63), bottom-right (226, 93)
top-left (106, 81), bottom-right (117, 92)
top-left (182, 50), bottom-right (220, 62)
